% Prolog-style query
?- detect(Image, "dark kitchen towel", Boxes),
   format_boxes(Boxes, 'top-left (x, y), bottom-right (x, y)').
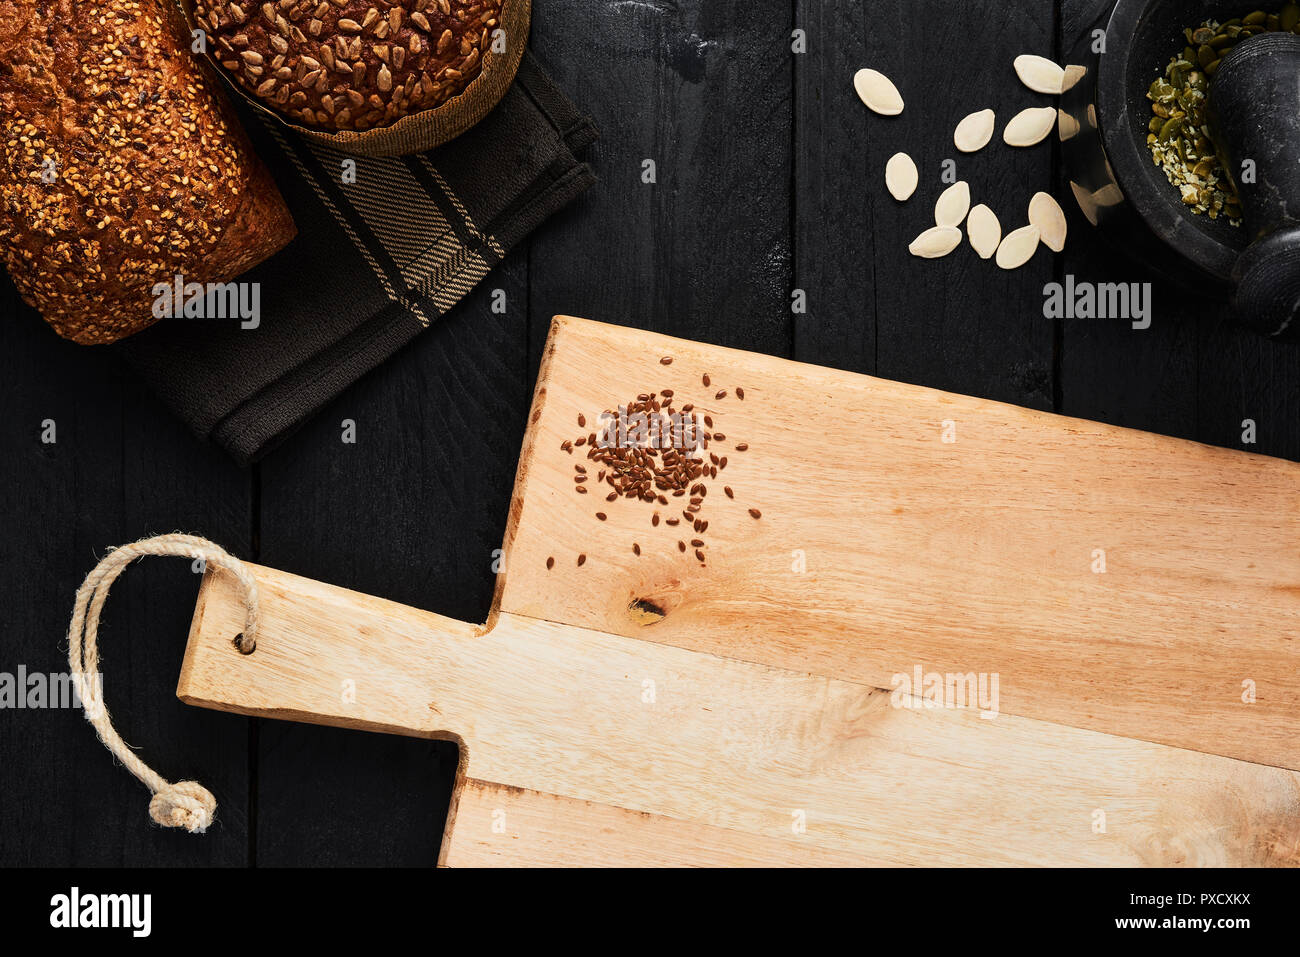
top-left (116, 52), bottom-right (597, 466)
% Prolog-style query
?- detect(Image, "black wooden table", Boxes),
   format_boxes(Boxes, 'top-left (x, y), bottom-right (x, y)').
top-left (3, 0), bottom-right (1296, 866)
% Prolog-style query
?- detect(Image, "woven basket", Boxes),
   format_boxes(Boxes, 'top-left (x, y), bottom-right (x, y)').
top-left (180, 0), bottom-right (530, 157)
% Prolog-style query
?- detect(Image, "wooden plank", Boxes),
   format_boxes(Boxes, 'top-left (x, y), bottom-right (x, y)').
top-left (834, 0), bottom-right (1057, 406)
top-left (1195, 322), bottom-right (1300, 463)
top-left (0, 275), bottom-right (252, 865)
top-left (1055, 0), bottom-right (1202, 443)
top-left (527, 0), bottom-right (793, 368)
top-left (1058, 300), bottom-right (1200, 442)
top-left (499, 316), bottom-right (1300, 769)
top-left (792, 0), bottom-right (876, 374)
top-left (252, 261), bottom-right (529, 865)
top-left (443, 780), bottom-right (889, 867)
top-left (180, 561), bottom-right (1300, 867)
top-left (1054, 27), bottom-right (1203, 453)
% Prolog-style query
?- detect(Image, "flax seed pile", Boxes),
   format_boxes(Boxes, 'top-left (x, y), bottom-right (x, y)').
top-left (550, 361), bottom-right (759, 569)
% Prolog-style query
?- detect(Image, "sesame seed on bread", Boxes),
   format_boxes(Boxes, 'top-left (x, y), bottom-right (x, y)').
top-left (0, 0), bottom-right (296, 344)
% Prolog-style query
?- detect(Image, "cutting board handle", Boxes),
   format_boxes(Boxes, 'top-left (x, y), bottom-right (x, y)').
top-left (178, 561), bottom-right (483, 742)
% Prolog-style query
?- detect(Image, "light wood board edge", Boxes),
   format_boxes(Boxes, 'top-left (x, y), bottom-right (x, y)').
top-left (178, 562), bottom-right (1300, 868)
top-left (542, 316), bottom-right (1300, 467)
top-left (491, 313), bottom-right (569, 630)
top-left (442, 779), bottom-right (893, 867)
top-left (494, 315), bottom-right (1300, 771)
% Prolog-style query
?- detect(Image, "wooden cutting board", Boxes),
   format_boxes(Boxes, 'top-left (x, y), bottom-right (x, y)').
top-left (179, 315), bottom-right (1300, 866)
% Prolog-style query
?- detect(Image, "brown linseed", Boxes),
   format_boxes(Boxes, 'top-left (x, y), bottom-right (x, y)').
top-left (563, 374), bottom-right (760, 568)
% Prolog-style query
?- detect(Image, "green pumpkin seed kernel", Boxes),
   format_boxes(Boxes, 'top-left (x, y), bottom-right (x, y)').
top-left (1138, 10), bottom-right (1291, 227)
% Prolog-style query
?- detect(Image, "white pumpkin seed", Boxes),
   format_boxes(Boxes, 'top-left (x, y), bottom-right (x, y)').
top-left (853, 68), bottom-right (903, 116)
top-left (967, 204), bottom-right (1001, 259)
top-left (1014, 54), bottom-right (1065, 94)
top-left (934, 181), bottom-right (971, 227)
top-left (995, 225), bottom-right (1041, 269)
top-left (1057, 108), bottom-right (1080, 141)
top-left (1070, 180), bottom-right (1099, 226)
top-left (1003, 107), bottom-right (1057, 147)
top-left (1061, 64), bottom-right (1087, 93)
top-left (908, 225), bottom-right (962, 259)
top-left (953, 108), bottom-right (995, 153)
top-left (1028, 191), bottom-right (1067, 252)
top-left (1093, 183), bottom-right (1123, 207)
top-left (885, 151), bottom-right (918, 201)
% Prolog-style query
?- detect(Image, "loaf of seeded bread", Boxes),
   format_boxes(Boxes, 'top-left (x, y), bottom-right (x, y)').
top-left (0, 0), bottom-right (296, 344)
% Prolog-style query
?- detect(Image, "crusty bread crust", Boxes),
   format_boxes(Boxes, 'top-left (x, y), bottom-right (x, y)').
top-left (206, 140), bottom-right (299, 281)
top-left (0, 0), bottom-right (296, 344)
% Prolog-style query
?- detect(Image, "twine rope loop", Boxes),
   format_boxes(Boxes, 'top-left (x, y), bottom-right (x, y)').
top-left (67, 534), bottom-right (258, 833)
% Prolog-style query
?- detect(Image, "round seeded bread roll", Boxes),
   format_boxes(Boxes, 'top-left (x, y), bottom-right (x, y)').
top-left (194, 0), bottom-right (503, 132)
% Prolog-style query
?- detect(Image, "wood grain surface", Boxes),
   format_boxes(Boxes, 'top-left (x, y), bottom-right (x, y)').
top-left (441, 780), bottom-right (893, 867)
top-left (4, 0), bottom-right (1299, 866)
top-left (180, 561), bottom-right (1300, 867)
top-left (498, 316), bottom-right (1300, 770)
top-left (0, 278), bottom-right (254, 867)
